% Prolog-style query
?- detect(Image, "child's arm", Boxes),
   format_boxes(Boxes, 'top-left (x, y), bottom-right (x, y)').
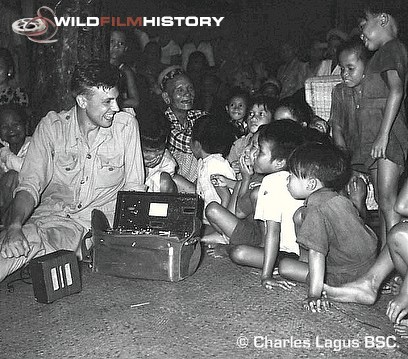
top-left (261, 220), bottom-right (296, 290)
top-left (119, 64), bottom-right (140, 109)
top-left (331, 124), bottom-right (347, 150)
top-left (303, 249), bottom-right (330, 312)
top-left (372, 69), bottom-right (404, 159)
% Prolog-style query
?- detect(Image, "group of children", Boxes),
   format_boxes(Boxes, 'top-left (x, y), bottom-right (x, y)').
top-left (1, 0), bottom-right (408, 336)
top-left (135, 2), bottom-right (408, 333)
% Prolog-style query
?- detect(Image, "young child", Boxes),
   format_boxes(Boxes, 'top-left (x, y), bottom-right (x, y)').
top-left (0, 104), bottom-right (30, 222)
top-left (228, 95), bottom-right (276, 174)
top-left (190, 114), bottom-right (236, 231)
top-left (281, 142), bottom-right (378, 312)
top-left (202, 130), bottom-right (265, 249)
top-left (356, 2), bottom-right (408, 245)
top-left (273, 97), bottom-right (313, 128)
top-left (110, 30), bottom-right (140, 112)
top-left (279, 143), bottom-right (377, 312)
top-left (325, 175), bottom-right (408, 334)
top-left (138, 105), bottom-right (178, 193)
top-left (224, 88), bottom-right (250, 140)
top-left (229, 120), bottom-right (306, 290)
top-left (330, 37), bottom-right (373, 220)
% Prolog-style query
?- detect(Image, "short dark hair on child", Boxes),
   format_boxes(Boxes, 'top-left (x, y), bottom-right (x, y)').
top-left (249, 95), bottom-right (278, 114)
top-left (337, 36), bottom-right (370, 64)
top-left (257, 119), bottom-right (305, 162)
top-left (277, 97), bottom-right (314, 126)
top-left (0, 103), bottom-right (27, 124)
top-left (226, 87), bottom-right (250, 107)
top-left (137, 102), bottom-right (170, 150)
top-left (363, 0), bottom-right (401, 25)
top-left (288, 142), bottom-right (352, 191)
top-left (191, 114), bottom-right (235, 157)
top-left (71, 60), bottom-right (119, 98)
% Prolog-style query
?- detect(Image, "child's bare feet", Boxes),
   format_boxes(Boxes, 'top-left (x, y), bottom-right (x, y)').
top-left (206, 243), bottom-right (230, 259)
top-left (387, 293), bottom-right (408, 325)
top-left (201, 232), bottom-right (229, 245)
top-left (391, 276), bottom-right (403, 296)
top-left (324, 277), bottom-right (377, 305)
top-left (394, 319), bottom-right (408, 338)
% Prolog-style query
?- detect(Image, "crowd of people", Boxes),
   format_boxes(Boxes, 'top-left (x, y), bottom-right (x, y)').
top-left (1, 0), bottom-right (408, 338)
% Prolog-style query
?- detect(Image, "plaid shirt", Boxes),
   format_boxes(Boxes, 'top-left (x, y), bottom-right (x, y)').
top-left (165, 107), bottom-right (207, 154)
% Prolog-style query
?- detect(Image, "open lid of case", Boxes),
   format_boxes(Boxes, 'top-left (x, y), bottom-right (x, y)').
top-left (113, 191), bottom-right (203, 236)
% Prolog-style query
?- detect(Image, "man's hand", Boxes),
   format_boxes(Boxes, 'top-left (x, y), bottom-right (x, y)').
top-left (261, 277), bottom-right (296, 290)
top-left (0, 225), bottom-right (30, 259)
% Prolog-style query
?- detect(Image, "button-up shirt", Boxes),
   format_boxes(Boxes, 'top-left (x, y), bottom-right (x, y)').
top-left (16, 106), bottom-right (145, 228)
top-left (165, 107), bottom-right (206, 154)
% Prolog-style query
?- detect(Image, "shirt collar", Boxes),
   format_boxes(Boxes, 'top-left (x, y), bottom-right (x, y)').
top-left (71, 106), bottom-right (114, 148)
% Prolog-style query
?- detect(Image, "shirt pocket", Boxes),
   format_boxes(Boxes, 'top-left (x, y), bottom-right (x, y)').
top-left (55, 151), bottom-right (80, 179)
top-left (95, 153), bottom-right (124, 189)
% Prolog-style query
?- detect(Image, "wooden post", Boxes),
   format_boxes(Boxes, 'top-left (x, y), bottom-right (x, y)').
top-left (29, 0), bottom-right (109, 126)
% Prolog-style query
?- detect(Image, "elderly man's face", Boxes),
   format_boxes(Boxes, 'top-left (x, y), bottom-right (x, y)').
top-left (83, 86), bottom-right (120, 128)
top-left (165, 74), bottom-right (195, 111)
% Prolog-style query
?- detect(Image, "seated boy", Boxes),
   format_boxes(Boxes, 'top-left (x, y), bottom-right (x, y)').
top-left (190, 114), bottom-right (236, 233)
top-left (0, 104), bottom-right (31, 222)
top-left (138, 105), bottom-right (177, 193)
top-left (281, 142), bottom-right (378, 312)
top-left (202, 130), bottom-right (264, 249)
top-left (229, 120), bottom-right (306, 290)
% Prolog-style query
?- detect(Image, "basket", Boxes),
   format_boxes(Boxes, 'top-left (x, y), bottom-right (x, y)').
top-left (305, 75), bottom-right (342, 121)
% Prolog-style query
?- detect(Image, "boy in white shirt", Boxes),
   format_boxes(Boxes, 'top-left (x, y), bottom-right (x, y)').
top-left (229, 120), bottom-right (307, 290)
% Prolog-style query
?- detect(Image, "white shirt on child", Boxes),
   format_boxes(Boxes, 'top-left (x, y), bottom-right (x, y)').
top-left (254, 171), bottom-right (303, 255)
top-left (196, 153), bottom-right (236, 224)
top-left (145, 149), bottom-right (177, 192)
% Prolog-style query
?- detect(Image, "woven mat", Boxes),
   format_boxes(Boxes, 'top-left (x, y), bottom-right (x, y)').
top-left (1, 253), bottom-right (407, 358)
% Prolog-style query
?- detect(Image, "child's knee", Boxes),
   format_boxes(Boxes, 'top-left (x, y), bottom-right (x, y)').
top-left (387, 222), bottom-right (408, 251)
top-left (205, 201), bottom-right (222, 221)
top-left (229, 245), bottom-right (247, 265)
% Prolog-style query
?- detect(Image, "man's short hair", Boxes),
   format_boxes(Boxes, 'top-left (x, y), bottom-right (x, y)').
top-left (191, 114), bottom-right (235, 158)
top-left (71, 60), bottom-right (120, 98)
top-left (288, 142), bottom-right (351, 191)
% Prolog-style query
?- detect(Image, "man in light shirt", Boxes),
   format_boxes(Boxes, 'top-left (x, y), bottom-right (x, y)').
top-left (0, 60), bottom-right (146, 281)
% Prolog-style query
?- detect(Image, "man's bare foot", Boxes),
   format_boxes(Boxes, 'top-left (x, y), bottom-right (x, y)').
top-left (206, 243), bottom-right (230, 259)
top-left (323, 278), bottom-right (377, 305)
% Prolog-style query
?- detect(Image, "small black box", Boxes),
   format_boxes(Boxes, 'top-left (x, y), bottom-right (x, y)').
top-left (30, 250), bottom-right (81, 303)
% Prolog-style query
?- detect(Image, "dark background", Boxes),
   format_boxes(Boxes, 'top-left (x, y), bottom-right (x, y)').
top-left (1, 0), bottom-right (407, 126)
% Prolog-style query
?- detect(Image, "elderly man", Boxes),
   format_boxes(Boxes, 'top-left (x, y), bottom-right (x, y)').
top-left (0, 60), bottom-right (145, 281)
